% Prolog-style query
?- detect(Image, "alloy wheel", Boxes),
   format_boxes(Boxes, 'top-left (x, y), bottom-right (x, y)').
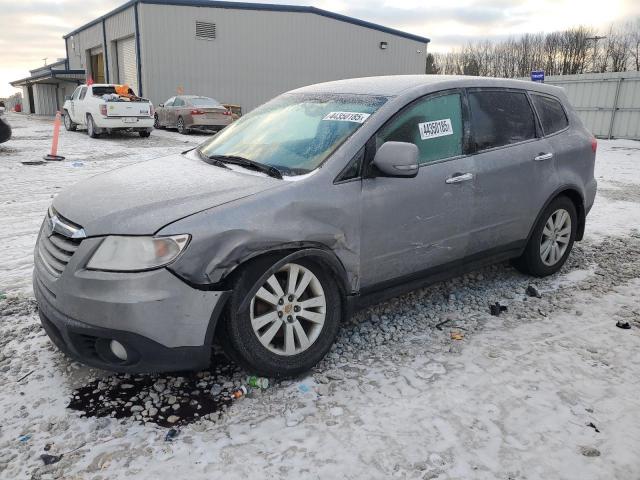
top-left (540, 208), bottom-right (571, 266)
top-left (177, 117), bottom-right (184, 133)
top-left (250, 263), bottom-right (326, 356)
top-left (154, 114), bottom-right (160, 129)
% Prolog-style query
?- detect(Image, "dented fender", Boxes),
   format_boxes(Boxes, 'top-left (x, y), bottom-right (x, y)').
top-left (160, 175), bottom-right (362, 293)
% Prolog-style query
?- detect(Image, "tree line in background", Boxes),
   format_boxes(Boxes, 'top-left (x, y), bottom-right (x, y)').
top-left (426, 19), bottom-right (640, 77)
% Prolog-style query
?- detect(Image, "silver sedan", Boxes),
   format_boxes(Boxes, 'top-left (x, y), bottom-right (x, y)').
top-left (154, 95), bottom-right (233, 134)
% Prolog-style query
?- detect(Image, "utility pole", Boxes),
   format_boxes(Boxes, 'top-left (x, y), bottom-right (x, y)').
top-left (586, 35), bottom-right (607, 72)
top-left (42, 57), bottom-right (48, 66)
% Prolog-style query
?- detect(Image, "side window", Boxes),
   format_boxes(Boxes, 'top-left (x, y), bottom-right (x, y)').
top-left (376, 93), bottom-right (463, 165)
top-left (174, 97), bottom-right (185, 107)
top-left (531, 94), bottom-right (569, 135)
top-left (71, 87), bottom-right (81, 100)
top-left (78, 87), bottom-right (88, 100)
top-left (468, 90), bottom-right (536, 151)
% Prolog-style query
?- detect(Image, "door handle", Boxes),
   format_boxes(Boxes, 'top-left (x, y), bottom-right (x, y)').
top-left (534, 152), bottom-right (553, 161)
top-left (445, 172), bottom-right (474, 184)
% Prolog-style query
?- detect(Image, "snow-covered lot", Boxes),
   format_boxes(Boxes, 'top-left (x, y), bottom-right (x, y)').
top-left (1, 112), bottom-right (639, 480)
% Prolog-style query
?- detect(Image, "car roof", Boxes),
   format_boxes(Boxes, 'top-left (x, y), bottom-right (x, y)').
top-left (290, 75), bottom-right (566, 98)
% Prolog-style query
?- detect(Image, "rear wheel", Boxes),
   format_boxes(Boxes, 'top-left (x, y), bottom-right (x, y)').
top-left (86, 114), bottom-right (99, 138)
top-left (513, 195), bottom-right (577, 277)
top-left (177, 116), bottom-right (189, 135)
top-left (63, 110), bottom-right (76, 131)
top-left (139, 130), bottom-right (151, 138)
top-left (219, 258), bottom-right (341, 377)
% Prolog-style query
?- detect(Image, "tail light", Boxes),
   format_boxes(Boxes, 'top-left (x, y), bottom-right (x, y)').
top-left (223, 110), bottom-right (232, 116)
top-left (190, 109), bottom-right (204, 115)
top-left (149, 104), bottom-right (154, 117)
top-left (99, 104), bottom-right (107, 116)
top-left (591, 137), bottom-right (598, 153)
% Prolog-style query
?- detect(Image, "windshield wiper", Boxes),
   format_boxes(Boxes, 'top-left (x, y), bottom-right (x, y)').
top-left (195, 148), bottom-right (229, 169)
top-left (208, 155), bottom-right (283, 179)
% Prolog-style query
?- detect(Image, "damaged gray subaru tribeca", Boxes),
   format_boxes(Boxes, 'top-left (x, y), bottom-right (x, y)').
top-left (34, 75), bottom-right (597, 377)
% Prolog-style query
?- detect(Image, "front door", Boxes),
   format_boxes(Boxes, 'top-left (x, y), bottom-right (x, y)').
top-left (360, 91), bottom-right (476, 289)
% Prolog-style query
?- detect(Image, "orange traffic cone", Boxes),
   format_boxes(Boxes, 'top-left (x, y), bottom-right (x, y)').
top-left (43, 111), bottom-right (65, 161)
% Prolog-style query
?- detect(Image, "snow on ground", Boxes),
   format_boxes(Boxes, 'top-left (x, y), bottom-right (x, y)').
top-left (0, 112), bottom-right (639, 479)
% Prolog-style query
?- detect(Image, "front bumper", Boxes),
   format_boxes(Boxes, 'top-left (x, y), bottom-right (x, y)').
top-left (33, 222), bottom-right (229, 372)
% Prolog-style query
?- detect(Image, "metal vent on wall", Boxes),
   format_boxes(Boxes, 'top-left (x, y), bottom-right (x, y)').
top-left (196, 21), bottom-right (216, 40)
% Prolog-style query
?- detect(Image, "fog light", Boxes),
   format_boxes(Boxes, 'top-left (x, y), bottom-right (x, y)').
top-left (109, 340), bottom-right (128, 361)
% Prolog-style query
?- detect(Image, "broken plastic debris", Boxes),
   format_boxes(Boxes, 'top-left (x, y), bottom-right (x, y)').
top-left (164, 428), bottom-right (179, 442)
top-left (18, 434), bottom-right (31, 442)
top-left (40, 454), bottom-right (63, 465)
top-left (246, 376), bottom-right (269, 389)
top-left (298, 383), bottom-right (311, 393)
top-left (526, 285), bottom-right (542, 298)
top-left (489, 302), bottom-right (508, 316)
top-left (616, 320), bottom-right (631, 330)
top-left (230, 385), bottom-right (248, 399)
top-left (450, 331), bottom-right (464, 341)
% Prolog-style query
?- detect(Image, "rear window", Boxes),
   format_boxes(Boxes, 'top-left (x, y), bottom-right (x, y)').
top-left (531, 94), bottom-right (569, 135)
top-left (469, 90), bottom-right (536, 151)
top-left (92, 86), bottom-right (137, 97)
top-left (189, 97), bottom-right (222, 107)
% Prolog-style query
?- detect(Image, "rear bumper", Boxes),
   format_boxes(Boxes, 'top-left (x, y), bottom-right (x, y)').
top-left (93, 116), bottom-right (154, 129)
top-left (187, 116), bottom-right (232, 129)
top-left (33, 230), bottom-right (229, 372)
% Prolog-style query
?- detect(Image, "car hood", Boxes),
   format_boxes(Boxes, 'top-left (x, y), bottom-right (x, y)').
top-left (52, 152), bottom-right (281, 236)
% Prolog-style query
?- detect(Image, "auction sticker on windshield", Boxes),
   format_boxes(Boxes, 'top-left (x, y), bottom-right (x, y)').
top-left (322, 112), bottom-right (371, 123)
top-left (418, 119), bottom-right (453, 140)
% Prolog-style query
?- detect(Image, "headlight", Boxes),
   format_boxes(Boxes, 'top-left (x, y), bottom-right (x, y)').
top-left (86, 235), bottom-right (190, 272)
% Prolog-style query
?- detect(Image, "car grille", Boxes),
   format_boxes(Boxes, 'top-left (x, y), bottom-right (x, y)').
top-left (37, 210), bottom-right (84, 278)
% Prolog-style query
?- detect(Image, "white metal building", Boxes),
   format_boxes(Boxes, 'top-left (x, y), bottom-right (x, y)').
top-left (15, 0), bottom-right (429, 115)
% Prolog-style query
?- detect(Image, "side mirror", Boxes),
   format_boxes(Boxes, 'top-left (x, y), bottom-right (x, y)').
top-left (158, 104), bottom-right (164, 108)
top-left (64, 95), bottom-right (71, 101)
top-left (372, 141), bottom-right (419, 178)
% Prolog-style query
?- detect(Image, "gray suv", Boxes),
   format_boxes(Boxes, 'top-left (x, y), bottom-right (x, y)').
top-left (33, 75), bottom-right (597, 377)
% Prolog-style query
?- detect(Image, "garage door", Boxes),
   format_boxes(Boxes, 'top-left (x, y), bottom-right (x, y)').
top-left (116, 36), bottom-right (138, 95)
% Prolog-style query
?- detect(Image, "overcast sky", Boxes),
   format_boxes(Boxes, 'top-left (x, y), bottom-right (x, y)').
top-left (1, 0), bottom-right (639, 96)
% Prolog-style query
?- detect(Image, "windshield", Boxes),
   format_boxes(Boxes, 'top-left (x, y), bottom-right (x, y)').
top-left (189, 97), bottom-right (222, 107)
top-left (198, 93), bottom-right (387, 176)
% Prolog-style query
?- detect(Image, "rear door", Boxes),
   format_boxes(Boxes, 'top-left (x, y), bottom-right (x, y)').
top-left (360, 90), bottom-right (476, 288)
top-left (75, 87), bottom-right (89, 125)
top-left (467, 88), bottom-right (555, 253)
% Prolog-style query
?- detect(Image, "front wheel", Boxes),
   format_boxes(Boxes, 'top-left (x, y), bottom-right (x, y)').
top-left (177, 116), bottom-right (189, 135)
top-left (219, 259), bottom-right (342, 377)
top-left (153, 114), bottom-right (162, 129)
top-left (513, 195), bottom-right (577, 277)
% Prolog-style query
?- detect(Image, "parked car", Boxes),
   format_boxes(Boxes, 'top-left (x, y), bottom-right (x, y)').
top-left (223, 104), bottom-right (242, 121)
top-left (0, 107), bottom-right (11, 144)
top-left (63, 84), bottom-right (154, 138)
top-left (154, 95), bottom-right (233, 134)
top-left (34, 75), bottom-right (597, 377)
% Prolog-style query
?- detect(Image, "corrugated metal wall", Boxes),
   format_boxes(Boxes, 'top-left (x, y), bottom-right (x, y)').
top-left (66, 6), bottom-right (136, 84)
top-left (32, 84), bottom-right (58, 116)
top-left (542, 72), bottom-right (640, 140)
top-left (138, 3), bottom-right (427, 111)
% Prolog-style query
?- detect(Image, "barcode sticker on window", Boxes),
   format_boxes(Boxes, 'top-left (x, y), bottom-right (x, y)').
top-left (322, 112), bottom-right (371, 123)
top-left (418, 119), bottom-right (453, 140)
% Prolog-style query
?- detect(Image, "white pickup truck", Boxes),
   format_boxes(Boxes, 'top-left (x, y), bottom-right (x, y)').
top-left (63, 84), bottom-right (154, 138)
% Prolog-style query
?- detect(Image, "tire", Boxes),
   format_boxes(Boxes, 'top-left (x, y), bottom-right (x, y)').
top-left (153, 114), bottom-right (163, 129)
top-left (63, 110), bottom-right (76, 131)
top-left (219, 257), bottom-right (342, 377)
top-left (139, 130), bottom-right (151, 138)
top-left (86, 114), bottom-right (99, 138)
top-left (513, 195), bottom-right (577, 277)
top-left (177, 116), bottom-right (189, 135)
